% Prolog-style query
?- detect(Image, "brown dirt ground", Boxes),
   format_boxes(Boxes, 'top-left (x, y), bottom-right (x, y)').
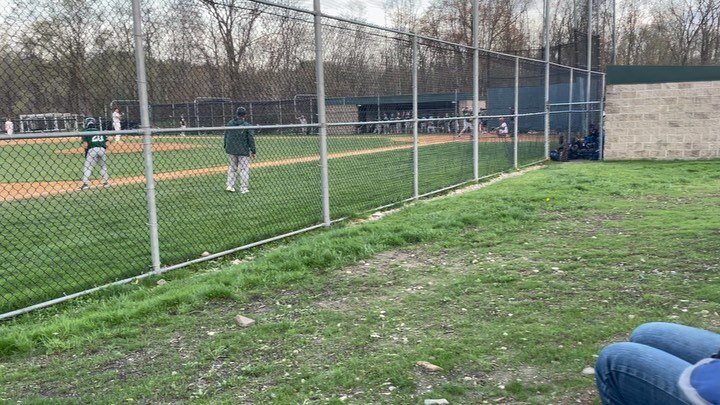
top-left (56, 142), bottom-right (198, 155)
top-left (393, 134), bottom-right (544, 144)
top-left (0, 137), bottom-right (83, 145)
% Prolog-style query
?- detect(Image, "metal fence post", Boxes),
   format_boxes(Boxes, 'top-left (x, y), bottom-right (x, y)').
top-left (599, 73), bottom-right (606, 160)
top-left (314, 0), bottom-right (331, 226)
top-left (472, 0), bottom-right (479, 180)
top-left (586, 0), bottom-right (593, 136)
top-left (131, 0), bottom-right (161, 272)
top-left (412, 34), bottom-right (419, 199)
top-left (513, 57), bottom-right (519, 170)
top-left (568, 68), bottom-right (574, 142)
top-left (543, 0), bottom-right (550, 160)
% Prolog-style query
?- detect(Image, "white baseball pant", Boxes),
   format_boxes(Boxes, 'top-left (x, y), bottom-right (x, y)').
top-left (114, 122), bottom-right (122, 142)
top-left (83, 147), bottom-right (109, 184)
top-left (227, 154), bottom-right (250, 191)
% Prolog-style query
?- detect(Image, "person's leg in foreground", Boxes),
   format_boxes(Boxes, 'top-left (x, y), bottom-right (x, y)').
top-left (595, 323), bottom-right (720, 405)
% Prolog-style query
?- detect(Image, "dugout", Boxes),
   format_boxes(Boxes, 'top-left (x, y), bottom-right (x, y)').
top-left (19, 113), bottom-right (82, 133)
top-left (485, 70), bottom-right (600, 134)
top-left (331, 92), bottom-right (481, 132)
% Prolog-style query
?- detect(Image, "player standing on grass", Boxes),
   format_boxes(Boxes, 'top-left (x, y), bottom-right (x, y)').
top-left (180, 115), bottom-right (187, 136)
top-left (224, 107), bottom-right (256, 194)
top-left (112, 107), bottom-right (123, 143)
top-left (298, 115), bottom-right (308, 135)
top-left (4, 117), bottom-right (13, 136)
top-left (80, 117), bottom-right (110, 191)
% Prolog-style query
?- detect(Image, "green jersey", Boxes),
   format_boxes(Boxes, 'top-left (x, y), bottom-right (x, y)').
top-left (223, 119), bottom-right (256, 156)
top-left (82, 128), bottom-right (108, 150)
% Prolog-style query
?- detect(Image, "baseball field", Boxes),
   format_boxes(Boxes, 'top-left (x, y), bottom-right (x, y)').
top-left (0, 132), bottom-right (548, 314)
top-left (0, 159), bottom-right (717, 403)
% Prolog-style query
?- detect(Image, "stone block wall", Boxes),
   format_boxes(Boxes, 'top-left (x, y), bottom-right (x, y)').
top-left (604, 81), bottom-right (720, 160)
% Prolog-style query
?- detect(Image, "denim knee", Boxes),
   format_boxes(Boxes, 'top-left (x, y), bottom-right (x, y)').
top-left (630, 322), bottom-right (672, 345)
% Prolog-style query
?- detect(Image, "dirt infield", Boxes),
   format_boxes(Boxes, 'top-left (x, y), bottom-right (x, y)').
top-left (0, 137), bottom-right (83, 146)
top-left (393, 134), bottom-right (543, 144)
top-left (55, 142), bottom-right (198, 155)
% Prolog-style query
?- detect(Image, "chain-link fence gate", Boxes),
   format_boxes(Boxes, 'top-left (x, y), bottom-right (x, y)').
top-left (0, 0), bottom-right (604, 319)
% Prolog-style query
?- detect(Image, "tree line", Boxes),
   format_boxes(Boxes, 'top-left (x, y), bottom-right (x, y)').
top-left (0, 0), bottom-right (715, 122)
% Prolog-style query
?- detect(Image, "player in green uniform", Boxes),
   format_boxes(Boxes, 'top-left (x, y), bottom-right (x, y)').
top-left (79, 117), bottom-right (110, 191)
top-left (224, 107), bottom-right (256, 193)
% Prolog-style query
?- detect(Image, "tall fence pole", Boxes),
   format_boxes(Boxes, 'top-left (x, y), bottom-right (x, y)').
top-left (131, 0), bottom-right (161, 272)
top-left (543, 0), bottom-right (550, 160)
top-left (586, 0), bottom-right (593, 135)
top-left (513, 57), bottom-right (519, 170)
top-left (412, 35), bottom-right (419, 199)
top-left (599, 73), bottom-right (606, 160)
top-left (472, 0), bottom-right (480, 180)
top-left (314, 0), bottom-right (331, 226)
top-left (568, 68), bottom-right (574, 150)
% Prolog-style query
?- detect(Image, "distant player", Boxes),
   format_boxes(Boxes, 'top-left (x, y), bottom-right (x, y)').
top-left (456, 107), bottom-right (473, 138)
top-left (4, 117), bottom-right (13, 136)
top-left (80, 117), bottom-right (110, 191)
top-left (427, 116), bottom-right (436, 133)
top-left (180, 115), bottom-right (187, 136)
top-left (298, 115), bottom-right (308, 135)
top-left (112, 107), bottom-right (122, 142)
top-left (496, 117), bottom-right (509, 136)
top-left (224, 107), bottom-right (256, 194)
top-left (480, 110), bottom-right (489, 133)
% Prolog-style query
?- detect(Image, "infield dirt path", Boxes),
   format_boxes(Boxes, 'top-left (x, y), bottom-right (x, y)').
top-left (0, 134), bottom-right (534, 202)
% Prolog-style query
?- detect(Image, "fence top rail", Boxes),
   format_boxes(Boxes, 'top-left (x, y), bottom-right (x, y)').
top-left (246, 0), bottom-right (605, 75)
top-left (2, 106), bottom-right (604, 141)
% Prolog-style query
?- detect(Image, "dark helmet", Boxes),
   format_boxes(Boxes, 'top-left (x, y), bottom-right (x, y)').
top-left (236, 107), bottom-right (247, 117)
top-left (84, 117), bottom-right (96, 128)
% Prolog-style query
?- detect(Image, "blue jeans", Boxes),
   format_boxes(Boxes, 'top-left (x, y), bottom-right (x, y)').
top-left (595, 322), bottom-right (720, 405)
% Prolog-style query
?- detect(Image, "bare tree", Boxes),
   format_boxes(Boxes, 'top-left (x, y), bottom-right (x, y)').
top-left (20, 0), bottom-right (110, 113)
top-left (197, 0), bottom-right (263, 99)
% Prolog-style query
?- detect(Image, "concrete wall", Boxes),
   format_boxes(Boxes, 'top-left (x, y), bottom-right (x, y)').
top-left (604, 81), bottom-right (720, 160)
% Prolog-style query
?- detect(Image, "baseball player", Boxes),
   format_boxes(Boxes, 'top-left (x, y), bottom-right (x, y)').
top-left (180, 115), bottom-right (187, 136)
top-left (496, 117), bottom-right (509, 136)
top-left (80, 117), bottom-right (110, 190)
top-left (4, 117), bottom-right (13, 136)
top-left (112, 107), bottom-right (122, 142)
top-left (456, 106), bottom-right (473, 138)
top-left (298, 115), bottom-right (308, 135)
top-left (224, 107), bottom-right (256, 193)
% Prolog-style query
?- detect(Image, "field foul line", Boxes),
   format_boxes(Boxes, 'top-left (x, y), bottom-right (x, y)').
top-left (1, 136), bottom-right (497, 202)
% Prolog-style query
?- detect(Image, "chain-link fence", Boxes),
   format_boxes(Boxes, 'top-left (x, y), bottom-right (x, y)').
top-left (0, 0), bottom-right (604, 319)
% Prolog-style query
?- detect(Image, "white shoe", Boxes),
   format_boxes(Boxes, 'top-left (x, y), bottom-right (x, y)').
top-left (226, 186), bottom-right (236, 193)
top-left (240, 188), bottom-right (249, 194)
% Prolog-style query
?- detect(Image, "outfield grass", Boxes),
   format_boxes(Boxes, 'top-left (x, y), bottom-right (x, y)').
top-left (0, 160), bottom-right (718, 403)
top-left (0, 133), bottom-right (528, 314)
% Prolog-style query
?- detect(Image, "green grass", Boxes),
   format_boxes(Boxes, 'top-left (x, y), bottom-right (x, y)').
top-left (0, 133), bottom-right (526, 314)
top-left (0, 159), bottom-right (718, 404)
